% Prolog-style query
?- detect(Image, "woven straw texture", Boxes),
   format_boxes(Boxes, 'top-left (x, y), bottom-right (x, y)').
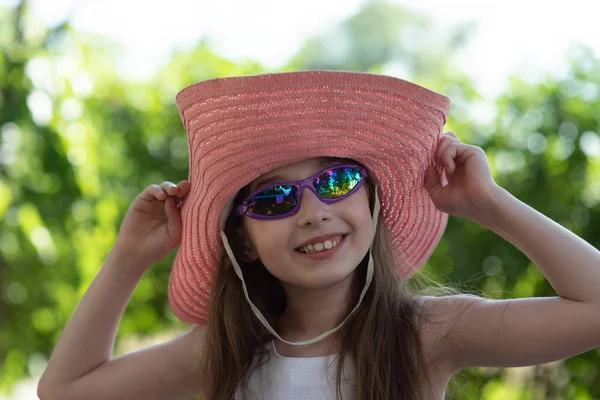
top-left (169, 71), bottom-right (451, 325)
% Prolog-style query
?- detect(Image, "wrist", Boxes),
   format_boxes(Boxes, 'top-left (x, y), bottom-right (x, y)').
top-left (469, 185), bottom-right (514, 228)
top-left (104, 247), bottom-right (151, 280)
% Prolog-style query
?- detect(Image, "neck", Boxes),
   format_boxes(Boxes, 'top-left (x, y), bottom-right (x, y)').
top-left (277, 272), bottom-right (355, 341)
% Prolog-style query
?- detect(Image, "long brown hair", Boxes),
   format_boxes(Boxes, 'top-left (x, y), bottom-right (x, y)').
top-left (201, 163), bottom-right (435, 399)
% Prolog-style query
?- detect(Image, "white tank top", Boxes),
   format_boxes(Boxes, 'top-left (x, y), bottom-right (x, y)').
top-left (235, 341), bottom-right (355, 399)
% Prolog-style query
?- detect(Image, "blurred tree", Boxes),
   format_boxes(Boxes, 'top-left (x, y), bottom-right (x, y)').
top-left (1, 0), bottom-right (599, 399)
top-left (443, 44), bottom-right (600, 399)
top-left (0, 1), bottom-right (265, 393)
top-left (289, 4), bottom-right (600, 397)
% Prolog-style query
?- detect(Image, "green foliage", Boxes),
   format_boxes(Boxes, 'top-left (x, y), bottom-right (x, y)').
top-left (0, 4), bottom-right (267, 393)
top-left (1, 1), bottom-right (599, 399)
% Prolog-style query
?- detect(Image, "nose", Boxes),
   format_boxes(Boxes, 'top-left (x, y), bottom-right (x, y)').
top-left (295, 187), bottom-right (330, 226)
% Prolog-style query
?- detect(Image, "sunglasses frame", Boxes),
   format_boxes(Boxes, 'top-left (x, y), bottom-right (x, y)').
top-left (234, 164), bottom-right (368, 220)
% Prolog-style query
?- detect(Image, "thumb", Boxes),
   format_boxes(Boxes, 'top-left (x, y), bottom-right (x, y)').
top-left (165, 196), bottom-right (182, 241)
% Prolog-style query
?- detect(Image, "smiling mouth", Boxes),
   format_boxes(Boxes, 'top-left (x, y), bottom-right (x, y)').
top-left (294, 234), bottom-right (348, 254)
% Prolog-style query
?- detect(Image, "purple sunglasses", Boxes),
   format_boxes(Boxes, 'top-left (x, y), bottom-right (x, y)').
top-left (234, 164), bottom-right (368, 220)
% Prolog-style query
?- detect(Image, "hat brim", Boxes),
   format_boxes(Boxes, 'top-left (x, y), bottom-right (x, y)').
top-left (168, 71), bottom-right (450, 325)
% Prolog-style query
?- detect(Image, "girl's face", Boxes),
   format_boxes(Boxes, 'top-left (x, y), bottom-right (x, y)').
top-left (242, 157), bottom-right (373, 290)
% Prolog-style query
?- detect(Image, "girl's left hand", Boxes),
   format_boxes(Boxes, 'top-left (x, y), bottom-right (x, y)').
top-left (425, 131), bottom-right (500, 220)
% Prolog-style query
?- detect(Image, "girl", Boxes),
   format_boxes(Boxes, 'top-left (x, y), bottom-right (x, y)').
top-left (38, 71), bottom-right (600, 400)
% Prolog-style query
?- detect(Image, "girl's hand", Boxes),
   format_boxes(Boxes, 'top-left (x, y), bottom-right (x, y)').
top-left (112, 180), bottom-right (191, 271)
top-left (425, 132), bottom-right (499, 220)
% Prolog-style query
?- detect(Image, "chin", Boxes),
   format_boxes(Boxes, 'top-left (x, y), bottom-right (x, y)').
top-left (285, 263), bottom-right (358, 291)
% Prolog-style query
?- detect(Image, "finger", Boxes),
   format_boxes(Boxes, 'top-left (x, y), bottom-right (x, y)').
top-left (164, 196), bottom-right (182, 233)
top-left (435, 136), bottom-right (453, 165)
top-left (146, 184), bottom-right (167, 200)
top-left (164, 195), bottom-right (177, 218)
top-left (444, 142), bottom-right (482, 173)
top-left (436, 132), bottom-right (460, 160)
top-left (440, 144), bottom-right (457, 173)
top-left (159, 181), bottom-right (179, 196)
top-left (435, 136), bottom-right (452, 161)
top-left (444, 131), bottom-right (459, 140)
top-left (424, 164), bottom-right (442, 195)
top-left (176, 180), bottom-right (191, 198)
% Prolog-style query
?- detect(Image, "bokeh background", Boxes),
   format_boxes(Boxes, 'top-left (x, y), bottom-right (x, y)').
top-left (1, 0), bottom-right (600, 399)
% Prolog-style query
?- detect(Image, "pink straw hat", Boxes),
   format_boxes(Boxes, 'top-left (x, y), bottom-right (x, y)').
top-left (169, 70), bottom-right (450, 325)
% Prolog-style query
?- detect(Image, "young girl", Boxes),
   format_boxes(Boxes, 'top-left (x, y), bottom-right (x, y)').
top-left (38, 71), bottom-right (600, 400)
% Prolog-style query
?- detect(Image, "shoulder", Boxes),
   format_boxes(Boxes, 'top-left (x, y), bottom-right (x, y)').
top-left (416, 294), bottom-right (484, 372)
top-left (167, 326), bottom-right (208, 390)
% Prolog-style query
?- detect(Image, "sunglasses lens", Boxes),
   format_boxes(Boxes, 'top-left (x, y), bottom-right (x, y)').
top-left (315, 166), bottom-right (363, 199)
top-left (247, 185), bottom-right (298, 216)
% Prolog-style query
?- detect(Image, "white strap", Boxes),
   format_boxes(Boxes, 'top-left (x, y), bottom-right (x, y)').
top-left (220, 187), bottom-right (380, 346)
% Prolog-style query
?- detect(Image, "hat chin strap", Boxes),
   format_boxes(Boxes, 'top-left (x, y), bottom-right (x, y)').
top-left (220, 188), bottom-right (380, 346)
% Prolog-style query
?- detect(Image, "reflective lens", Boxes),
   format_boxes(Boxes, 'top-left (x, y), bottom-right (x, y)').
top-left (315, 166), bottom-right (363, 199)
top-left (247, 185), bottom-right (298, 216)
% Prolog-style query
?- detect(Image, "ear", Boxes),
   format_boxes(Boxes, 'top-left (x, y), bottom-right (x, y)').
top-left (241, 238), bottom-right (259, 262)
top-left (236, 221), bottom-right (259, 262)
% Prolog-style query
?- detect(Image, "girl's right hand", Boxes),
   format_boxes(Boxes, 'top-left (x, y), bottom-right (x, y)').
top-left (112, 180), bottom-right (191, 271)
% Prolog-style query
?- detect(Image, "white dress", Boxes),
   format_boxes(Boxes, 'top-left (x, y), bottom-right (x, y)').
top-left (235, 341), bottom-right (355, 399)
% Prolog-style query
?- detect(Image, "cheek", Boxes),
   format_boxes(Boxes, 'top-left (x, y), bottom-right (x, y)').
top-left (344, 189), bottom-right (374, 247)
top-left (348, 190), bottom-right (373, 244)
top-left (349, 187), bottom-right (373, 222)
top-left (245, 219), bottom-right (292, 259)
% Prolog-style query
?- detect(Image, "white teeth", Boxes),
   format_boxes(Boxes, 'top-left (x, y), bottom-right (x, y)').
top-left (298, 236), bottom-right (343, 254)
